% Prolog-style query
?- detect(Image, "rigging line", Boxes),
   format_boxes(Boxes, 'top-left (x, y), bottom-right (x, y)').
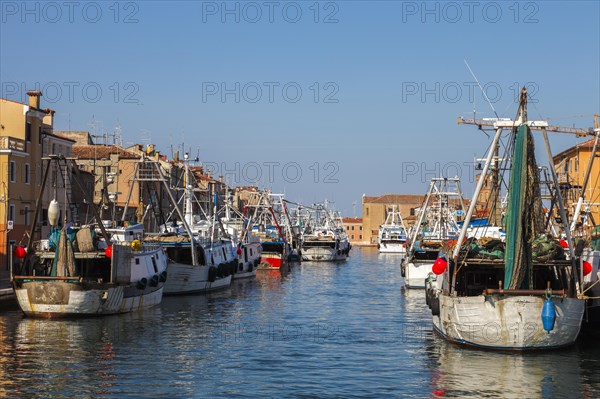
top-left (464, 59), bottom-right (499, 119)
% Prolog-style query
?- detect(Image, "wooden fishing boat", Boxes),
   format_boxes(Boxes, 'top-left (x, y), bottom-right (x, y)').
top-left (429, 89), bottom-right (585, 350)
top-left (11, 156), bottom-right (168, 318)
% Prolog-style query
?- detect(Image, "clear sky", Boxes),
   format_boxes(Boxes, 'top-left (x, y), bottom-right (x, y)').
top-left (2, 1), bottom-right (599, 215)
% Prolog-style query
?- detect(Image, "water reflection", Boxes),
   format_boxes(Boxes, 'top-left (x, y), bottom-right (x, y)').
top-left (426, 339), bottom-right (586, 398)
top-left (0, 248), bottom-right (599, 397)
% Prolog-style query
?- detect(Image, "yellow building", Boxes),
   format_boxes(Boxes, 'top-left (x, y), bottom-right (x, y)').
top-left (0, 91), bottom-right (52, 270)
top-left (553, 136), bottom-right (600, 235)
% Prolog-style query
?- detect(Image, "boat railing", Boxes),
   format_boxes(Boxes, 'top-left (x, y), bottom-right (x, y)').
top-left (12, 275), bottom-right (84, 283)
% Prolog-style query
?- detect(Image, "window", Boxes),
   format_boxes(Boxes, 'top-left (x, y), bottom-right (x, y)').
top-left (346, 226), bottom-right (349, 230)
top-left (8, 205), bottom-right (15, 222)
top-left (359, 235), bottom-right (362, 239)
top-left (42, 208), bottom-right (48, 226)
top-left (24, 206), bottom-right (30, 226)
top-left (26, 122), bottom-right (32, 142)
top-left (25, 164), bottom-right (30, 184)
top-left (366, 207), bottom-right (369, 216)
top-left (351, 226), bottom-right (355, 230)
top-left (410, 208), bottom-right (416, 216)
top-left (360, 226), bottom-right (362, 231)
top-left (351, 234), bottom-right (354, 239)
top-left (9, 161), bottom-right (16, 182)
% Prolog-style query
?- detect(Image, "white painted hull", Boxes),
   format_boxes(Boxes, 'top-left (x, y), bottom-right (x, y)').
top-left (164, 262), bottom-right (231, 294)
top-left (404, 261), bottom-right (433, 288)
top-left (433, 294), bottom-right (585, 350)
top-left (378, 242), bottom-right (406, 254)
top-left (302, 247), bottom-right (347, 262)
top-left (15, 283), bottom-right (163, 318)
top-left (582, 249), bottom-right (600, 328)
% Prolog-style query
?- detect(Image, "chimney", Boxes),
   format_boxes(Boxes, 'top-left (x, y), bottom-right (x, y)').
top-left (27, 90), bottom-right (42, 109)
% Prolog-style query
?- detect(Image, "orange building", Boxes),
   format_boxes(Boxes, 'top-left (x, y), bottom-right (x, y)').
top-left (342, 217), bottom-right (366, 245)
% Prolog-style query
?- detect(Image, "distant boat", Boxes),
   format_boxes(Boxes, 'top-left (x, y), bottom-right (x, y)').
top-left (246, 192), bottom-right (293, 271)
top-left (12, 157), bottom-right (168, 318)
top-left (301, 202), bottom-right (351, 262)
top-left (377, 206), bottom-right (408, 254)
top-left (428, 88), bottom-right (585, 350)
top-left (403, 178), bottom-right (463, 288)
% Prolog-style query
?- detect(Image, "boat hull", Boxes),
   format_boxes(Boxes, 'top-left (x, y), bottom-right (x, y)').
top-left (163, 263), bottom-right (232, 295)
top-left (259, 253), bottom-right (286, 270)
top-left (14, 282), bottom-right (163, 318)
top-left (404, 261), bottom-right (433, 288)
top-left (433, 294), bottom-right (585, 350)
top-left (378, 242), bottom-right (406, 254)
top-left (301, 247), bottom-right (348, 262)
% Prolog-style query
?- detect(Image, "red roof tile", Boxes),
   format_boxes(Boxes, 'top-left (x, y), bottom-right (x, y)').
top-left (72, 145), bottom-right (138, 159)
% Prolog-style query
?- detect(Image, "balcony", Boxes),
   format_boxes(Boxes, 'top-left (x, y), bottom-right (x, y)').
top-left (0, 136), bottom-right (26, 152)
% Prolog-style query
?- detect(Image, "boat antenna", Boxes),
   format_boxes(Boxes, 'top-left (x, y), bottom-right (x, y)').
top-left (464, 60), bottom-right (500, 119)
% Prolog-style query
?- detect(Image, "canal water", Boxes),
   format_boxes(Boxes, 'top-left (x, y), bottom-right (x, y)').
top-left (0, 248), bottom-right (599, 398)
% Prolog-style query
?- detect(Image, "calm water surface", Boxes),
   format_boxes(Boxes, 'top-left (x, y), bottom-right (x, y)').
top-left (1, 248), bottom-right (599, 398)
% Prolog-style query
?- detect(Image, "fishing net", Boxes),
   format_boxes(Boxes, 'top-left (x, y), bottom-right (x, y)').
top-left (504, 124), bottom-right (545, 289)
top-left (51, 229), bottom-right (76, 277)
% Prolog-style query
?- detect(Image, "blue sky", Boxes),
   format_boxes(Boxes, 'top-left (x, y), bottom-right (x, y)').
top-left (2, 1), bottom-right (599, 215)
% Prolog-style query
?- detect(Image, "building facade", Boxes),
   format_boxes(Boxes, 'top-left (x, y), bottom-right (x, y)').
top-left (342, 217), bottom-right (365, 245)
top-left (361, 194), bottom-right (425, 245)
top-left (0, 91), bottom-right (52, 270)
top-left (553, 136), bottom-right (600, 235)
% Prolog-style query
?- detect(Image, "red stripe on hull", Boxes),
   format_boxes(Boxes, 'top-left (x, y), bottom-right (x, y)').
top-left (262, 256), bottom-right (282, 268)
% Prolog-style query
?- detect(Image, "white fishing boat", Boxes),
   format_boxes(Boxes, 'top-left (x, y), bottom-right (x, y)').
top-left (403, 178), bottom-right (463, 288)
top-left (301, 202), bottom-right (351, 262)
top-left (11, 156), bottom-right (168, 318)
top-left (135, 153), bottom-right (235, 294)
top-left (429, 88), bottom-right (585, 350)
top-left (219, 193), bottom-right (262, 279)
top-left (377, 206), bottom-right (408, 254)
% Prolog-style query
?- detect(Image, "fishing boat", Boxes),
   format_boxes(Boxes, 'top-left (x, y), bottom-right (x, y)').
top-left (11, 156), bottom-right (168, 318)
top-left (135, 154), bottom-right (235, 294)
top-left (428, 88), bottom-right (585, 350)
top-left (301, 202), bottom-right (351, 262)
top-left (218, 193), bottom-right (262, 279)
top-left (377, 206), bottom-right (408, 254)
top-left (402, 178), bottom-right (463, 288)
top-left (246, 192), bottom-right (293, 270)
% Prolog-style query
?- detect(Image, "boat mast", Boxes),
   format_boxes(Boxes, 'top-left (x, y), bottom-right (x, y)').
top-left (452, 127), bottom-right (504, 260)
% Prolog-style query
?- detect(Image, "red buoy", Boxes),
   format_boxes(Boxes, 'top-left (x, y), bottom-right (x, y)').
top-left (559, 239), bottom-right (568, 248)
top-left (583, 261), bottom-right (593, 276)
top-left (14, 246), bottom-right (26, 259)
top-left (105, 245), bottom-right (113, 258)
top-left (236, 247), bottom-right (242, 256)
top-left (432, 257), bottom-right (447, 275)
